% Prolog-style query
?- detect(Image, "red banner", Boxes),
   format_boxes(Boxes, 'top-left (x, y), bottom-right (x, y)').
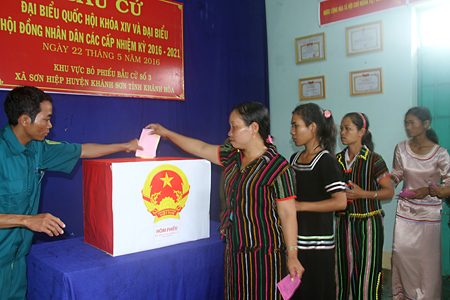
top-left (0, 0), bottom-right (184, 100)
top-left (320, 0), bottom-right (406, 25)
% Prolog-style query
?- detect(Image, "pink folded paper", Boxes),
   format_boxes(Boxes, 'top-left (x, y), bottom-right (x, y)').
top-left (135, 128), bottom-right (160, 158)
top-left (396, 189), bottom-right (416, 198)
top-left (277, 273), bottom-right (301, 300)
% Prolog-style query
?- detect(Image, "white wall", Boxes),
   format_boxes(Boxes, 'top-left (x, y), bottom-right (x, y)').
top-left (265, 0), bottom-right (423, 252)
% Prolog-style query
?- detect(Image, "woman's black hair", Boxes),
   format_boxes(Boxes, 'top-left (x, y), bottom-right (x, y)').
top-left (343, 112), bottom-right (374, 151)
top-left (405, 106), bottom-right (438, 144)
top-left (233, 102), bottom-right (271, 146)
top-left (292, 103), bottom-right (337, 154)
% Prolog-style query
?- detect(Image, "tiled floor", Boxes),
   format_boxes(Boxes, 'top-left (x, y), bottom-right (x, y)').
top-left (381, 269), bottom-right (450, 299)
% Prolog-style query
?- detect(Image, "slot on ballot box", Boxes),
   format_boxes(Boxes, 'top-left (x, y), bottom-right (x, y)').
top-left (83, 158), bottom-right (211, 256)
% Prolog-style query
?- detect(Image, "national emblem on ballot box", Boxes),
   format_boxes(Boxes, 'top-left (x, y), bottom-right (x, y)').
top-left (83, 158), bottom-right (211, 256)
top-left (142, 164), bottom-right (190, 222)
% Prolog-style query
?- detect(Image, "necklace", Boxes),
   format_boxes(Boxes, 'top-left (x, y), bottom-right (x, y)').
top-left (244, 146), bottom-right (267, 158)
top-left (256, 147), bottom-right (266, 156)
top-left (254, 146), bottom-right (267, 158)
top-left (411, 140), bottom-right (422, 148)
top-left (241, 146), bottom-right (267, 171)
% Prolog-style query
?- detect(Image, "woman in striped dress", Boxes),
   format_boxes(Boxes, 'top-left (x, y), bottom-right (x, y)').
top-left (335, 112), bottom-right (394, 300)
top-left (289, 103), bottom-right (347, 299)
top-left (146, 102), bottom-right (304, 300)
top-left (391, 107), bottom-right (450, 300)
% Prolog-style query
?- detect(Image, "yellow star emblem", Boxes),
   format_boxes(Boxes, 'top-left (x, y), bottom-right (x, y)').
top-left (160, 172), bottom-right (173, 188)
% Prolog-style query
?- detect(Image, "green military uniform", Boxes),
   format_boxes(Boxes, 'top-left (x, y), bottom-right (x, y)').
top-left (0, 123), bottom-right (81, 299)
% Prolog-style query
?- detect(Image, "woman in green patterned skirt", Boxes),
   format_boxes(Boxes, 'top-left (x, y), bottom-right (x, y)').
top-left (335, 112), bottom-right (394, 299)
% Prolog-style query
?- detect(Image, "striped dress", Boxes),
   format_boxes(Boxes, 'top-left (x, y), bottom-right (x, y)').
top-left (219, 144), bottom-right (297, 300)
top-left (335, 146), bottom-right (390, 300)
top-left (290, 150), bottom-right (346, 300)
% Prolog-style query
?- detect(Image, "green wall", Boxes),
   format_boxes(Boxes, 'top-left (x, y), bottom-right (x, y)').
top-left (265, 0), bottom-right (428, 255)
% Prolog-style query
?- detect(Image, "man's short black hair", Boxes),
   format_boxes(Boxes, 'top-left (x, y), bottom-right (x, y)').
top-left (4, 86), bottom-right (52, 126)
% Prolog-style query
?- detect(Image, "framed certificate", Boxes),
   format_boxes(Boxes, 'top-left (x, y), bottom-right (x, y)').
top-left (299, 75), bottom-right (326, 101)
top-left (349, 68), bottom-right (383, 96)
top-left (346, 20), bottom-right (383, 56)
top-left (295, 33), bottom-right (326, 64)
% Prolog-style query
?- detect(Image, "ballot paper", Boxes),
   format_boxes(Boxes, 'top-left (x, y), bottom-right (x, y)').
top-left (135, 128), bottom-right (160, 158)
top-left (277, 273), bottom-right (301, 300)
top-left (396, 189), bottom-right (416, 198)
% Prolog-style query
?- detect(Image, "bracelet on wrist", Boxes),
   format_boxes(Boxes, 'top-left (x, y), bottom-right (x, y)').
top-left (373, 191), bottom-right (378, 199)
top-left (286, 246), bottom-right (298, 252)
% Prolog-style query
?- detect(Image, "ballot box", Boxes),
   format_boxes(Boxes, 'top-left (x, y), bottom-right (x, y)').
top-left (83, 158), bottom-right (211, 256)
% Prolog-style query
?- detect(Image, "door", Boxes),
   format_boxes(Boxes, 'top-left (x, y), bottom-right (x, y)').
top-left (418, 45), bottom-right (450, 275)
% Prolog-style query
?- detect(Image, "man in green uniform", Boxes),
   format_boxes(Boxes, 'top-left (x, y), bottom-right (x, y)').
top-left (0, 86), bottom-right (142, 299)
